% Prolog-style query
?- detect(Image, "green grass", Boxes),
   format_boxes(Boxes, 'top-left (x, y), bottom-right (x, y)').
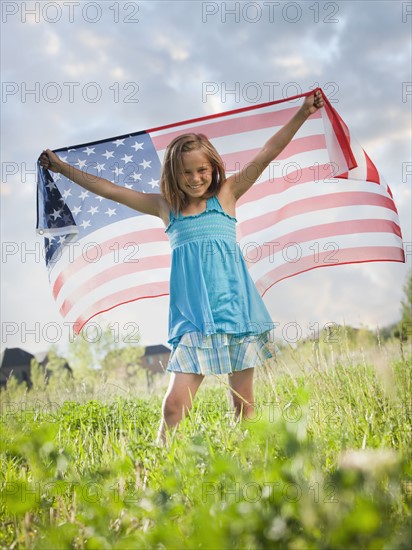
top-left (1, 338), bottom-right (411, 549)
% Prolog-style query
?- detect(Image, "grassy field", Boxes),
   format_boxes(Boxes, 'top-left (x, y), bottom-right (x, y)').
top-left (1, 335), bottom-right (411, 549)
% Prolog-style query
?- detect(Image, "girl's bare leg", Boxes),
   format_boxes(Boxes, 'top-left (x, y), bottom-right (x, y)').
top-left (157, 372), bottom-right (205, 445)
top-left (228, 367), bottom-right (255, 421)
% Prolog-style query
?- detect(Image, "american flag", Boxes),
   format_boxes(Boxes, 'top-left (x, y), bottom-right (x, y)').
top-left (37, 89), bottom-right (405, 334)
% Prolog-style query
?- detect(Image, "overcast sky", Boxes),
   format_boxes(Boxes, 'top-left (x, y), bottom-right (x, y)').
top-left (1, 0), bottom-right (411, 356)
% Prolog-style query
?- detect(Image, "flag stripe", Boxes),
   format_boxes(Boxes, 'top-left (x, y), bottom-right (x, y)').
top-left (241, 219), bottom-right (402, 265)
top-left (73, 281), bottom-right (170, 333)
top-left (219, 134), bottom-right (327, 169)
top-left (257, 246), bottom-right (404, 295)
top-left (237, 163), bottom-right (340, 206)
top-left (63, 268), bottom-right (171, 324)
top-left (60, 254), bottom-right (171, 316)
top-left (52, 227), bottom-right (168, 299)
top-left (238, 191), bottom-right (398, 236)
top-left (150, 106), bottom-right (315, 150)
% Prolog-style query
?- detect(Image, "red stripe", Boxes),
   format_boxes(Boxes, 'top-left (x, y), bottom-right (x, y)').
top-left (256, 246), bottom-right (405, 295)
top-left (52, 228), bottom-right (168, 299)
top-left (238, 192), bottom-right (398, 237)
top-left (150, 106), bottom-right (316, 151)
top-left (146, 89), bottom-right (320, 135)
top-left (241, 219), bottom-right (403, 264)
top-left (59, 254), bottom-right (171, 317)
top-left (363, 149), bottom-right (380, 184)
top-left (322, 95), bottom-right (357, 171)
top-left (237, 163), bottom-right (340, 206)
top-left (72, 282), bottom-right (171, 334)
top-left (220, 135), bottom-right (326, 170)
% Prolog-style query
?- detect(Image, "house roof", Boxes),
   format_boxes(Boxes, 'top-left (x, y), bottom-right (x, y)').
top-left (144, 344), bottom-right (171, 356)
top-left (0, 347), bottom-right (35, 368)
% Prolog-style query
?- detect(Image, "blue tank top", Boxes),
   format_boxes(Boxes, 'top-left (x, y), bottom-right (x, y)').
top-left (165, 195), bottom-right (276, 348)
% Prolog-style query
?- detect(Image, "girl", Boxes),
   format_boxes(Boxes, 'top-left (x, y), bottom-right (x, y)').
top-left (39, 90), bottom-right (324, 444)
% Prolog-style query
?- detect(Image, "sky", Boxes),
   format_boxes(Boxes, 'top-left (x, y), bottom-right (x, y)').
top-left (1, 0), bottom-right (411, 357)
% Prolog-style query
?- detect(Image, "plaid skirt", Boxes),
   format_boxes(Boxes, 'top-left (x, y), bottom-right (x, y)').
top-left (166, 331), bottom-right (273, 375)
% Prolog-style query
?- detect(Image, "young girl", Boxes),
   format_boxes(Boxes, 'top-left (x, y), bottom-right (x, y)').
top-left (39, 90), bottom-right (324, 444)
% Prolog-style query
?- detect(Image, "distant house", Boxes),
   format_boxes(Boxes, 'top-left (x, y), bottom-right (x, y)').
top-left (0, 347), bottom-right (72, 388)
top-left (0, 348), bottom-right (34, 388)
top-left (140, 345), bottom-right (171, 374)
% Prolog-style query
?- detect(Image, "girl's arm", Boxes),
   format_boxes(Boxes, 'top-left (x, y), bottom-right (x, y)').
top-left (38, 149), bottom-right (169, 221)
top-left (223, 90), bottom-right (324, 201)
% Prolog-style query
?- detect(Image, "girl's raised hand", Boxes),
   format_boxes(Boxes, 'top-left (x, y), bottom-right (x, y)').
top-left (301, 90), bottom-right (324, 117)
top-left (38, 149), bottom-right (63, 173)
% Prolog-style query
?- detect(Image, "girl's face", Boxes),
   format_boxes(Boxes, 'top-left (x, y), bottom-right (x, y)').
top-left (177, 149), bottom-right (213, 199)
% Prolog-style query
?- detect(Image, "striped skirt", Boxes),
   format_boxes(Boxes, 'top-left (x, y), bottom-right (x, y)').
top-left (166, 331), bottom-right (273, 375)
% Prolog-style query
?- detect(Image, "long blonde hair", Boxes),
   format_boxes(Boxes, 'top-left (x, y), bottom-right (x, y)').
top-left (160, 133), bottom-right (226, 215)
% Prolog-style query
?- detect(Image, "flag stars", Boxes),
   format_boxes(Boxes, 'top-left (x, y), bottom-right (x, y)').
top-left (75, 158), bottom-right (87, 169)
top-left (46, 180), bottom-right (56, 191)
top-left (131, 141), bottom-right (144, 151)
top-left (72, 205), bottom-right (82, 216)
top-left (80, 220), bottom-right (91, 229)
top-left (83, 147), bottom-right (96, 156)
top-left (112, 166), bottom-right (124, 177)
top-left (147, 178), bottom-right (159, 188)
top-left (62, 189), bottom-right (72, 200)
top-left (125, 183), bottom-right (134, 189)
top-left (105, 207), bottom-right (116, 217)
top-left (88, 206), bottom-right (99, 215)
top-left (113, 139), bottom-right (125, 147)
top-left (121, 154), bottom-right (134, 164)
top-left (50, 208), bottom-right (62, 221)
top-left (79, 190), bottom-right (90, 200)
top-left (95, 163), bottom-right (106, 172)
top-left (102, 150), bottom-right (115, 159)
top-left (140, 159), bottom-right (151, 169)
top-left (131, 171), bottom-right (142, 181)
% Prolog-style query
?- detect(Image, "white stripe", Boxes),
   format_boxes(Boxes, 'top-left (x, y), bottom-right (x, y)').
top-left (49, 215), bottom-right (168, 284)
top-left (237, 179), bottom-right (393, 222)
top-left (346, 136), bottom-right (367, 181)
top-left (63, 267), bottom-right (171, 323)
top-left (247, 233), bottom-right (404, 281)
top-left (149, 100), bottom-right (300, 140)
top-left (153, 105), bottom-right (322, 161)
top-left (211, 117), bottom-right (325, 158)
top-left (54, 239), bottom-right (171, 307)
top-left (239, 204), bottom-right (400, 248)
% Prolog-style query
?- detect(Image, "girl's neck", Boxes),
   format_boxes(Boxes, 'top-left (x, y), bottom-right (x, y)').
top-left (181, 196), bottom-right (208, 215)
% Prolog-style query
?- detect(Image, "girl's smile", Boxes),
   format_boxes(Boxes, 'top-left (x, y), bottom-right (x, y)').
top-left (179, 150), bottom-right (213, 197)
